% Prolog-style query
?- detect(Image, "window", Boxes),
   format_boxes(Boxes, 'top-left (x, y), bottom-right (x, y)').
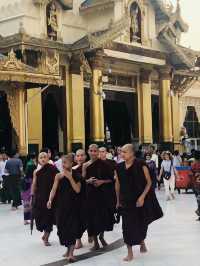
top-left (184, 106), bottom-right (200, 138)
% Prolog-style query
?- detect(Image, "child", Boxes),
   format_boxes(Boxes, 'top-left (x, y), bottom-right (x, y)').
top-left (47, 155), bottom-right (81, 262)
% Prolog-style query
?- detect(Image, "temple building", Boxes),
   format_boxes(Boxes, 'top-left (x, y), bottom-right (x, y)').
top-left (0, 0), bottom-right (199, 155)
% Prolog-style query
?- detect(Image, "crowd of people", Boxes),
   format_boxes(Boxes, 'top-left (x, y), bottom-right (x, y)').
top-left (1, 143), bottom-right (200, 262)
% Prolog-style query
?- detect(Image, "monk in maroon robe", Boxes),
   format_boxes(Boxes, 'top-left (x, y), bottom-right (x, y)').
top-left (83, 144), bottom-right (115, 250)
top-left (31, 152), bottom-right (58, 246)
top-left (115, 144), bottom-right (163, 262)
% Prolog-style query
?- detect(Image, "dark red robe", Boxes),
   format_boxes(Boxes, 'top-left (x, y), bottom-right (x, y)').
top-left (85, 159), bottom-right (115, 236)
top-left (116, 159), bottom-right (163, 246)
top-left (33, 164), bottom-right (58, 233)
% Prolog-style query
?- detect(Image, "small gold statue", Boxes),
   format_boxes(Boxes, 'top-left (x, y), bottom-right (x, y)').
top-left (47, 2), bottom-right (58, 40)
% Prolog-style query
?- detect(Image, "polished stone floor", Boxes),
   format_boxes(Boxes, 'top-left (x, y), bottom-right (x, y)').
top-left (0, 190), bottom-right (199, 266)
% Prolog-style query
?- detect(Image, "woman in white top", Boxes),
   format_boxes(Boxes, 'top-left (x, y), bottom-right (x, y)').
top-left (114, 147), bottom-right (124, 164)
top-left (159, 151), bottom-right (176, 201)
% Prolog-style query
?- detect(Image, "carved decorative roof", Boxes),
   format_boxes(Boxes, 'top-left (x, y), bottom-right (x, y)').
top-left (80, 0), bottom-right (114, 13)
top-left (33, 0), bottom-right (73, 10)
top-left (0, 49), bottom-right (63, 86)
top-left (72, 16), bottom-right (129, 50)
top-left (151, 0), bottom-right (188, 32)
top-left (159, 32), bottom-right (194, 69)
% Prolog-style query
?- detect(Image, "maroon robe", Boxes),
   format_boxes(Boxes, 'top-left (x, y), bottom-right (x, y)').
top-left (33, 164), bottom-right (58, 233)
top-left (116, 159), bottom-right (163, 246)
top-left (85, 159), bottom-right (115, 236)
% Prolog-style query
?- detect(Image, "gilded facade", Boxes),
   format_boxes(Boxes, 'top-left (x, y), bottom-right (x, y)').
top-left (0, 0), bottom-right (199, 154)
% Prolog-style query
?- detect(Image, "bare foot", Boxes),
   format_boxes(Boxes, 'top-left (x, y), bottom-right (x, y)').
top-left (90, 244), bottom-right (100, 251)
top-left (99, 237), bottom-right (108, 247)
top-left (44, 240), bottom-right (51, 247)
top-left (67, 256), bottom-right (76, 263)
top-left (140, 243), bottom-right (148, 253)
top-left (75, 240), bottom-right (83, 249)
top-left (62, 251), bottom-right (70, 258)
top-left (123, 255), bottom-right (134, 262)
top-left (42, 234), bottom-right (46, 241)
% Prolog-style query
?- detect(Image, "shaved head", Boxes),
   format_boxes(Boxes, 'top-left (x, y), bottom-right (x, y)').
top-left (76, 149), bottom-right (86, 156)
top-left (99, 146), bottom-right (107, 160)
top-left (75, 149), bottom-right (86, 165)
top-left (89, 144), bottom-right (99, 150)
top-left (122, 144), bottom-right (135, 153)
top-left (121, 144), bottom-right (135, 161)
top-left (88, 143), bottom-right (99, 160)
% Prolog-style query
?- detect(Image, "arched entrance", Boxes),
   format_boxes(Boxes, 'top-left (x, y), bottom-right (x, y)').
top-left (42, 93), bottom-right (59, 153)
top-left (0, 91), bottom-right (14, 152)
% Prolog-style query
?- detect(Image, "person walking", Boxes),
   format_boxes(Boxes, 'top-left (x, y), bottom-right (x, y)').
top-left (5, 151), bottom-right (23, 210)
top-left (191, 151), bottom-right (200, 219)
top-left (83, 144), bottom-right (115, 251)
top-left (73, 149), bottom-right (87, 249)
top-left (173, 150), bottom-right (182, 167)
top-left (158, 151), bottom-right (176, 201)
top-left (21, 154), bottom-right (37, 225)
top-left (115, 144), bottom-right (163, 261)
top-left (145, 153), bottom-right (157, 190)
top-left (31, 152), bottom-right (58, 246)
top-left (47, 155), bottom-right (82, 262)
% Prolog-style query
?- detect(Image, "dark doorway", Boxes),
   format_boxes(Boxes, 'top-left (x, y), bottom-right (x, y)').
top-left (42, 93), bottom-right (59, 152)
top-left (0, 92), bottom-right (13, 152)
top-left (104, 100), bottom-right (132, 146)
top-left (152, 95), bottom-right (159, 143)
top-left (184, 106), bottom-right (200, 138)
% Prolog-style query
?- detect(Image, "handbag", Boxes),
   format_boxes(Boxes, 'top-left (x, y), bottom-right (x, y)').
top-left (163, 161), bottom-right (172, 181)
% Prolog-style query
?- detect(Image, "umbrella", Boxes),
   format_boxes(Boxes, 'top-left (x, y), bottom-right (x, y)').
top-left (30, 195), bottom-right (35, 235)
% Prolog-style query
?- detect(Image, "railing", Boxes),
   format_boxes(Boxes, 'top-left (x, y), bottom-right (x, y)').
top-left (189, 138), bottom-right (200, 151)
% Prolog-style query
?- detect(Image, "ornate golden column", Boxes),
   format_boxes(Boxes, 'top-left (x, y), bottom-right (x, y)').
top-left (6, 88), bottom-right (28, 155)
top-left (159, 66), bottom-right (173, 149)
top-left (66, 55), bottom-right (85, 152)
top-left (89, 51), bottom-right (105, 144)
top-left (27, 88), bottom-right (43, 152)
top-left (18, 88), bottom-right (28, 155)
top-left (138, 69), bottom-right (153, 145)
top-left (172, 92), bottom-right (180, 150)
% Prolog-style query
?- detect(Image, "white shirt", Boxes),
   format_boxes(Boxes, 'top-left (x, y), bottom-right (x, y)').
top-left (161, 160), bottom-right (175, 176)
top-left (151, 153), bottom-right (159, 168)
top-left (114, 156), bottom-right (124, 164)
top-left (0, 160), bottom-right (7, 181)
top-left (55, 158), bottom-right (63, 172)
top-left (173, 156), bottom-right (182, 167)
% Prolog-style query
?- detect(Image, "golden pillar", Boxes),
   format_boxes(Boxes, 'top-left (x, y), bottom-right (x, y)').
top-left (172, 92), bottom-right (180, 150)
top-left (138, 69), bottom-right (153, 144)
top-left (89, 52), bottom-right (105, 144)
top-left (65, 56), bottom-right (85, 152)
top-left (159, 67), bottom-right (173, 149)
top-left (18, 88), bottom-right (28, 155)
top-left (27, 88), bottom-right (43, 152)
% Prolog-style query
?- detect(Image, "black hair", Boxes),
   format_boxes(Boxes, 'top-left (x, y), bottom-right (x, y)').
top-left (174, 150), bottom-right (179, 156)
top-left (194, 150), bottom-right (200, 161)
top-left (40, 148), bottom-right (51, 154)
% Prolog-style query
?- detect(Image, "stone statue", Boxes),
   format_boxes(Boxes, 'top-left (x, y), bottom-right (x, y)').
top-left (130, 4), bottom-right (141, 42)
top-left (47, 1), bottom-right (58, 40)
